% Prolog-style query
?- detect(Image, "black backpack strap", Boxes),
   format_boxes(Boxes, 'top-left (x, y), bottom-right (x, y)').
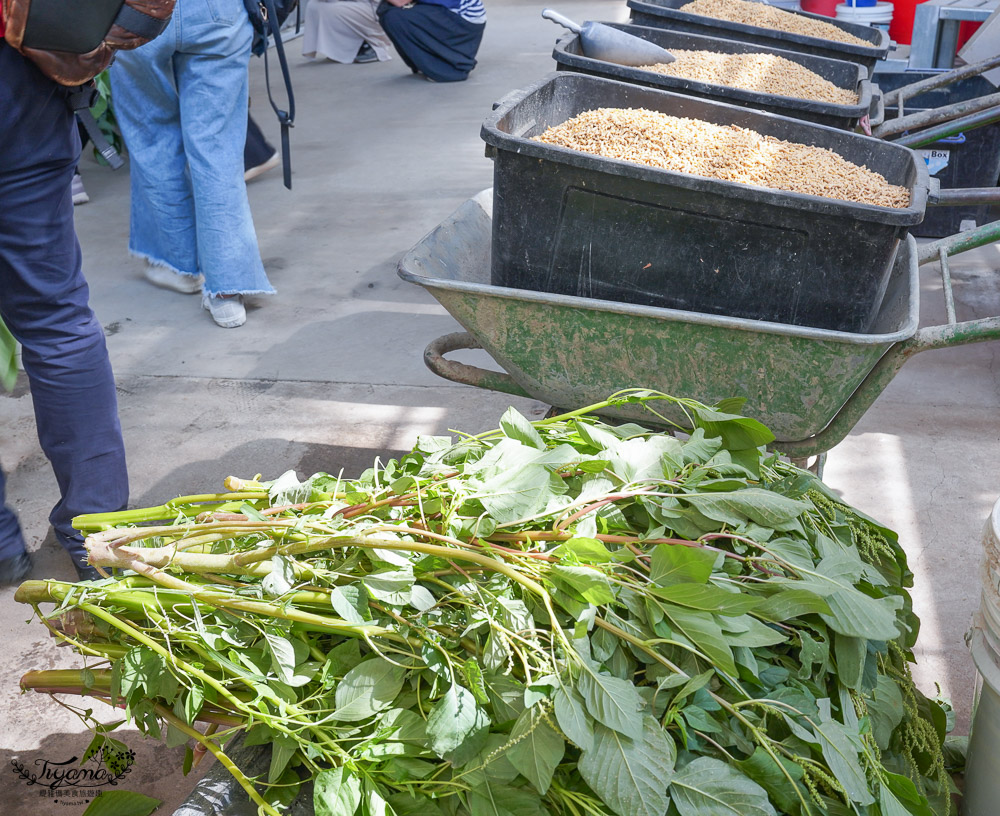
top-left (67, 82), bottom-right (125, 170)
top-left (260, 0), bottom-right (295, 189)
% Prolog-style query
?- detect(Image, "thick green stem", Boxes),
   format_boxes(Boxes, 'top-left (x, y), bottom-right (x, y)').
top-left (73, 493), bottom-right (270, 530)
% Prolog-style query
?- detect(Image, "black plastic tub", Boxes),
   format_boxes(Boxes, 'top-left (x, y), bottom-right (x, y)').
top-left (874, 69), bottom-right (1000, 238)
top-left (628, 0), bottom-right (890, 77)
top-left (481, 72), bottom-right (928, 333)
top-left (552, 23), bottom-right (876, 130)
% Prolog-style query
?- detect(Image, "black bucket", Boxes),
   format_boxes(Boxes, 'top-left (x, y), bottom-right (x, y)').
top-left (627, 0), bottom-right (890, 77)
top-left (481, 72), bottom-right (928, 333)
top-left (552, 22), bottom-right (875, 130)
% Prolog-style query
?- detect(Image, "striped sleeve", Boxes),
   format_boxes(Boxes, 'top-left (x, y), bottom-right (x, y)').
top-left (456, 0), bottom-right (486, 24)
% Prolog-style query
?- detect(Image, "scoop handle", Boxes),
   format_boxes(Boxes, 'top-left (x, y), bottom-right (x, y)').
top-left (542, 9), bottom-right (582, 34)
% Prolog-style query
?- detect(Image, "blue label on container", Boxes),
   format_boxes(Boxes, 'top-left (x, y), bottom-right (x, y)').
top-left (917, 148), bottom-right (950, 175)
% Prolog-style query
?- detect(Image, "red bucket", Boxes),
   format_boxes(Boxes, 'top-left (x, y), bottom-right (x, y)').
top-left (800, 0), bottom-right (840, 15)
top-left (888, 0), bottom-right (926, 44)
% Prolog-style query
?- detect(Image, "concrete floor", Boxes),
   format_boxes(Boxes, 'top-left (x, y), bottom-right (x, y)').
top-left (2, 1), bottom-right (1000, 811)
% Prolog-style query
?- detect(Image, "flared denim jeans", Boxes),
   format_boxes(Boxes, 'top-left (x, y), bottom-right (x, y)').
top-left (110, 0), bottom-right (275, 297)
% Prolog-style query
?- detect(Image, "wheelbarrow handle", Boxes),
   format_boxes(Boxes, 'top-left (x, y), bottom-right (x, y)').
top-left (542, 9), bottom-right (582, 34)
top-left (913, 221), bottom-right (1000, 350)
top-left (881, 53), bottom-right (1000, 109)
top-left (928, 185), bottom-right (1000, 208)
top-left (424, 332), bottom-right (533, 399)
top-left (874, 92), bottom-right (1000, 140)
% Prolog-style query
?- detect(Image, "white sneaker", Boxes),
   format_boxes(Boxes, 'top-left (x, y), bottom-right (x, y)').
top-left (245, 152), bottom-right (280, 183)
top-left (144, 264), bottom-right (204, 294)
top-left (202, 293), bottom-right (246, 328)
top-left (72, 173), bottom-right (89, 205)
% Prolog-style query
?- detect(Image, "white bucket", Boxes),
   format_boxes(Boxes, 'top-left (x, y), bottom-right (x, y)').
top-left (965, 497), bottom-right (1000, 816)
top-left (835, 1), bottom-right (892, 31)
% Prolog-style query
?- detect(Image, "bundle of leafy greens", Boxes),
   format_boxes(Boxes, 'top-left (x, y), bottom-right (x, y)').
top-left (16, 392), bottom-right (955, 816)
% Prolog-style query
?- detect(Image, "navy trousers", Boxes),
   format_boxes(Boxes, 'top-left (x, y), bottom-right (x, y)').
top-left (377, 2), bottom-right (484, 83)
top-left (0, 44), bottom-right (129, 568)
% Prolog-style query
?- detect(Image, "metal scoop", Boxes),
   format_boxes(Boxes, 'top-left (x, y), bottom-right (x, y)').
top-left (542, 9), bottom-right (676, 67)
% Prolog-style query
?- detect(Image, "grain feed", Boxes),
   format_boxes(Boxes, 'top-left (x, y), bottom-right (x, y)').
top-left (534, 107), bottom-right (910, 208)
top-left (681, 0), bottom-right (872, 46)
top-left (639, 50), bottom-right (858, 105)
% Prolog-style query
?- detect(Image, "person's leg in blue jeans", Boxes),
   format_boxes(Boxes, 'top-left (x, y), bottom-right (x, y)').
top-left (111, 0), bottom-right (274, 329)
top-left (0, 43), bottom-right (129, 584)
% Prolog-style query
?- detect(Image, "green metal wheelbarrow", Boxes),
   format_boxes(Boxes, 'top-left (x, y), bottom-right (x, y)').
top-left (397, 190), bottom-right (1000, 459)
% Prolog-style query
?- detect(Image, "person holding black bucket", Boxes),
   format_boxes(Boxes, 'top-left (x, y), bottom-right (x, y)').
top-left (377, 0), bottom-right (485, 82)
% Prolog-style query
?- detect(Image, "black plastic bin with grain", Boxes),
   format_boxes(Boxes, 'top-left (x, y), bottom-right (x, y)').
top-left (552, 22), bottom-right (876, 131)
top-left (627, 0), bottom-right (889, 77)
top-left (481, 72), bottom-right (928, 333)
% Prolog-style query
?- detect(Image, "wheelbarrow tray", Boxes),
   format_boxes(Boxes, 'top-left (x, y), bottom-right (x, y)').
top-left (627, 0), bottom-right (889, 76)
top-left (553, 23), bottom-right (875, 130)
top-left (398, 191), bottom-right (919, 442)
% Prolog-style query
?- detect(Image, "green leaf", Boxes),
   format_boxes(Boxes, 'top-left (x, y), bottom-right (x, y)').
top-left (680, 489), bottom-right (809, 529)
top-left (670, 757), bottom-right (777, 816)
top-left (330, 586), bottom-right (367, 623)
top-left (363, 783), bottom-right (393, 816)
top-left (754, 589), bottom-right (831, 622)
top-left (426, 684), bottom-right (489, 756)
top-left (649, 583), bottom-right (760, 615)
top-left (0, 317), bottom-right (16, 392)
top-left (550, 565), bottom-right (616, 605)
top-left (387, 793), bottom-right (447, 816)
top-left (577, 667), bottom-right (645, 739)
top-left (735, 748), bottom-right (806, 815)
top-left (720, 615), bottom-right (786, 648)
top-left (315, 766), bottom-right (363, 816)
top-left (869, 675), bottom-right (905, 750)
top-left (499, 407), bottom-right (545, 450)
top-left (505, 706), bottom-right (564, 794)
top-left (881, 772), bottom-right (936, 816)
top-left (268, 734), bottom-right (298, 784)
top-left (410, 584), bottom-right (437, 612)
top-left (660, 603), bottom-right (737, 677)
top-left (808, 555), bottom-right (902, 640)
top-left (833, 634), bottom-right (866, 690)
top-left (604, 436), bottom-right (683, 483)
top-left (183, 683), bottom-right (205, 725)
top-left (650, 544), bottom-right (717, 587)
top-left (667, 669), bottom-right (715, 707)
top-left (81, 790), bottom-right (161, 816)
top-left (578, 716), bottom-right (676, 816)
top-left (333, 658), bottom-right (407, 721)
top-left (809, 702), bottom-right (875, 806)
top-left (554, 685), bottom-right (595, 751)
top-left (689, 404), bottom-right (774, 450)
top-left (264, 631), bottom-right (315, 687)
top-left (471, 463), bottom-right (559, 525)
top-left (556, 537), bottom-right (615, 564)
top-left (363, 567), bottom-right (415, 606)
top-left (467, 781), bottom-right (550, 816)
